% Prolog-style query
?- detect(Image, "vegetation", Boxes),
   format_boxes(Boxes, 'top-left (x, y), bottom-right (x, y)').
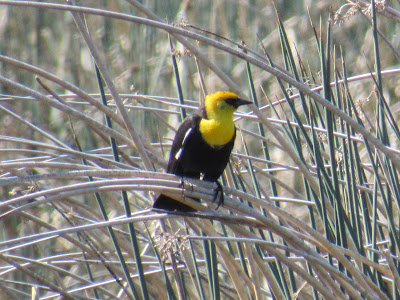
top-left (1, 0), bottom-right (400, 299)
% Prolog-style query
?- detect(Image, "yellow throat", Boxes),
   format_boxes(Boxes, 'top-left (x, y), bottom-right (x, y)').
top-left (199, 92), bottom-right (237, 147)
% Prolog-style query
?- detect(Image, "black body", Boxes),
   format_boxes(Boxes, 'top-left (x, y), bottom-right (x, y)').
top-left (153, 107), bottom-right (235, 212)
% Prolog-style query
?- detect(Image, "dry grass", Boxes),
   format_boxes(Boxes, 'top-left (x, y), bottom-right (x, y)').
top-left (1, 0), bottom-right (400, 299)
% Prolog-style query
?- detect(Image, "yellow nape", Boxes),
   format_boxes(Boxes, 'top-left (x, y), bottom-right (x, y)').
top-left (199, 91), bottom-right (239, 147)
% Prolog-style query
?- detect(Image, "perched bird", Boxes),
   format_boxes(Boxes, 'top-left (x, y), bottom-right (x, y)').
top-left (153, 92), bottom-right (252, 212)
top-left (153, 91), bottom-right (252, 212)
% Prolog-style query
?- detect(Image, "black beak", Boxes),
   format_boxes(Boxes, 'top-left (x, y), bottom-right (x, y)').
top-left (226, 98), bottom-right (253, 109)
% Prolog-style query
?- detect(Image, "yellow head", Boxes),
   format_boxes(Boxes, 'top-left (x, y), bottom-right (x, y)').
top-left (204, 91), bottom-right (251, 120)
top-left (200, 91), bottom-right (252, 147)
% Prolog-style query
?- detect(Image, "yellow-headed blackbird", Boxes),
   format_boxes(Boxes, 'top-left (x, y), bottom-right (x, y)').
top-left (153, 91), bottom-right (252, 212)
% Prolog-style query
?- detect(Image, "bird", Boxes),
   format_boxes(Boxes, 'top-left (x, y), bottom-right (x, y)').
top-left (153, 91), bottom-right (252, 212)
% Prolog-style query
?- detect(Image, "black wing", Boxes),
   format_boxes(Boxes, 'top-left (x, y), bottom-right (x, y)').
top-left (154, 111), bottom-right (204, 212)
top-left (166, 113), bottom-right (201, 174)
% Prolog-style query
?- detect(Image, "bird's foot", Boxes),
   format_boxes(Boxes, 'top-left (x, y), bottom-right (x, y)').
top-left (180, 176), bottom-right (185, 195)
top-left (212, 181), bottom-right (224, 209)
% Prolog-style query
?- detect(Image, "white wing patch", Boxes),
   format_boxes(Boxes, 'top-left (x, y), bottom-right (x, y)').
top-left (175, 127), bottom-right (192, 160)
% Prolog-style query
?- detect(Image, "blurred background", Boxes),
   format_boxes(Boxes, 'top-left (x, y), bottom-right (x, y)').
top-left (1, 0), bottom-right (400, 299)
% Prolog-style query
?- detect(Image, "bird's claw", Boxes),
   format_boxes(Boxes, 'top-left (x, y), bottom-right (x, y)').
top-left (212, 181), bottom-right (224, 209)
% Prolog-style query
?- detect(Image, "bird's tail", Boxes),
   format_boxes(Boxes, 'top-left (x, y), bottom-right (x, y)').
top-left (153, 194), bottom-right (198, 212)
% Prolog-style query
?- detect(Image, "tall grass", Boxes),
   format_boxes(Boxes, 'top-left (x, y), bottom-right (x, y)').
top-left (1, 0), bottom-right (400, 299)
